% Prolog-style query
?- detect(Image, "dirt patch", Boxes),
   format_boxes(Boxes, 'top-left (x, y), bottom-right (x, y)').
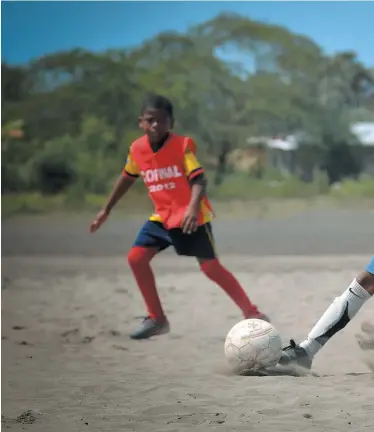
top-left (2, 215), bottom-right (373, 431)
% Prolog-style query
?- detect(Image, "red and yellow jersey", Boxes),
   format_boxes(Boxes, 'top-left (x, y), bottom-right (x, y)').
top-left (122, 134), bottom-right (213, 228)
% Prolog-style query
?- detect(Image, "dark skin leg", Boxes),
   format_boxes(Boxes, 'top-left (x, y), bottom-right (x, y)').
top-left (357, 271), bottom-right (374, 295)
top-left (355, 271), bottom-right (374, 354)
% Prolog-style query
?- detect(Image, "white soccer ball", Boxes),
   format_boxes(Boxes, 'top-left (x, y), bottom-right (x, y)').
top-left (224, 319), bottom-right (282, 373)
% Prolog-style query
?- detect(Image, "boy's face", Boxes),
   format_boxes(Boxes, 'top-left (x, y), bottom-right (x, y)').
top-left (139, 108), bottom-right (173, 142)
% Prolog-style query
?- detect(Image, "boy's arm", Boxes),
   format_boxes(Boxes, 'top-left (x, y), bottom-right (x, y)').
top-left (182, 139), bottom-right (208, 233)
top-left (89, 151), bottom-right (139, 233)
top-left (188, 174), bottom-right (207, 213)
top-left (103, 174), bottom-right (136, 214)
top-left (104, 151), bottom-right (140, 213)
top-left (184, 139), bottom-right (207, 207)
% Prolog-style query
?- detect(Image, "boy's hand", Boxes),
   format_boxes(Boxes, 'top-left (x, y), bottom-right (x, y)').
top-left (90, 208), bottom-right (109, 233)
top-left (182, 206), bottom-right (199, 234)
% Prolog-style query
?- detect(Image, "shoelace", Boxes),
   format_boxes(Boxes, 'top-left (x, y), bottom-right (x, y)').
top-left (284, 339), bottom-right (297, 351)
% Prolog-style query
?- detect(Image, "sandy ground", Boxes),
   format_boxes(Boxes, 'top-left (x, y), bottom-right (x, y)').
top-left (2, 210), bottom-right (374, 432)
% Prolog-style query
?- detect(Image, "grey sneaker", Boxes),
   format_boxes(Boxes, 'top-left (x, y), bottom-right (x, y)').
top-left (130, 317), bottom-right (170, 340)
top-left (278, 339), bottom-right (312, 370)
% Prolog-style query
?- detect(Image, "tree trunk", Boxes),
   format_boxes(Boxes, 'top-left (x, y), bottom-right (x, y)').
top-left (214, 141), bottom-right (230, 186)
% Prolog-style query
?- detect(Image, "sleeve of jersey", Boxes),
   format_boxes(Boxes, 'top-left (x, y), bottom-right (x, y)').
top-left (122, 150), bottom-right (140, 178)
top-left (183, 142), bottom-right (204, 180)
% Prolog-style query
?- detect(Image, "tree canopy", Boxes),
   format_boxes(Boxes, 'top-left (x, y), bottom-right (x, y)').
top-left (2, 13), bottom-right (374, 194)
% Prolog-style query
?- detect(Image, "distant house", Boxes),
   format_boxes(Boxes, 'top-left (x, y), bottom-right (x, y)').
top-left (350, 122), bottom-right (374, 146)
top-left (234, 123), bottom-right (374, 176)
top-left (350, 122), bottom-right (374, 175)
top-left (239, 135), bottom-right (300, 176)
top-left (265, 136), bottom-right (299, 175)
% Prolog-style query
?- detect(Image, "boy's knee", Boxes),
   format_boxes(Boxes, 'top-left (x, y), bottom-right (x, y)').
top-left (200, 258), bottom-right (220, 278)
top-left (357, 271), bottom-right (374, 295)
top-left (127, 247), bottom-right (149, 268)
top-left (127, 249), bottom-right (139, 268)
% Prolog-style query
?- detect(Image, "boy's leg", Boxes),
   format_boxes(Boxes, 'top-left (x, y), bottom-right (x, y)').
top-left (128, 220), bottom-right (172, 339)
top-left (279, 257), bottom-right (374, 369)
top-left (169, 223), bottom-right (268, 320)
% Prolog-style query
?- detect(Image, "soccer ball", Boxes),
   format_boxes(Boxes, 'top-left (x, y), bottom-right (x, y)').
top-left (224, 319), bottom-right (283, 373)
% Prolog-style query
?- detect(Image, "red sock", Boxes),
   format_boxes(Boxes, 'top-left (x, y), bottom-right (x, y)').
top-left (200, 258), bottom-right (259, 318)
top-left (127, 246), bottom-right (165, 321)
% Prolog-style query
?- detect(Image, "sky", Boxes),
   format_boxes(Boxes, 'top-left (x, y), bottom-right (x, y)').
top-left (2, 1), bottom-right (374, 66)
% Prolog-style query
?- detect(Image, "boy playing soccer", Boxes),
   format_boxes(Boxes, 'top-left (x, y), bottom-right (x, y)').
top-left (90, 94), bottom-right (268, 339)
top-left (279, 257), bottom-right (374, 369)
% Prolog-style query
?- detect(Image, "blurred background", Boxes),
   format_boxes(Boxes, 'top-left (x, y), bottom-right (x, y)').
top-left (3, 5), bottom-right (374, 427)
top-left (2, 1), bottom-right (374, 217)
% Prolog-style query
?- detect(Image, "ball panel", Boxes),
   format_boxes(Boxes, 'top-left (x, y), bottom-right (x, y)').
top-left (224, 319), bottom-right (282, 372)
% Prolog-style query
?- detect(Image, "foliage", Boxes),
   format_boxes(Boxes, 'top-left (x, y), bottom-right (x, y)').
top-left (2, 13), bottom-right (374, 199)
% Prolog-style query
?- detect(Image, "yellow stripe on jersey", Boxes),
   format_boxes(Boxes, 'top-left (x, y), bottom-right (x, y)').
top-left (200, 200), bottom-right (213, 224)
top-left (183, 149), bottom-right (204, 178)
top-left (122, 152), bottom-right (140, 177)
top-left (149, 213), bottom-right (163, 222)
top-left (183, 147), bottom-right (211, 223)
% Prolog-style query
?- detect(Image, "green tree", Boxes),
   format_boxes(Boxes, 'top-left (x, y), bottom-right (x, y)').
top-left (2, 13), bottom-right (374, 195)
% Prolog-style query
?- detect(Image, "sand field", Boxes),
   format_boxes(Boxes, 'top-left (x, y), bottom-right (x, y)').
top-left (2, 209), bottom-right (374, 431)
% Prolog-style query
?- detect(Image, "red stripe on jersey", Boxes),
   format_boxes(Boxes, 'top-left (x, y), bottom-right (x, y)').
top-left (188, 167), bottom-right (204, 180)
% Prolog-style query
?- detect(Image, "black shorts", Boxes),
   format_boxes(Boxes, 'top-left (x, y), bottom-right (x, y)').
top-left (133, 220), bottom-right (216, 259)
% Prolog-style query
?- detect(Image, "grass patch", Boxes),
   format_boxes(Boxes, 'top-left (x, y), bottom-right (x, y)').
top-left (3, 175), bottom-right (374, 219)
top-left (2, 190), bottom-right (153, 219)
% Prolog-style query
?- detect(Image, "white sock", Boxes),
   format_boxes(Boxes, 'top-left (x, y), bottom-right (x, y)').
top-left (300, 278), bottom-right (371, 359)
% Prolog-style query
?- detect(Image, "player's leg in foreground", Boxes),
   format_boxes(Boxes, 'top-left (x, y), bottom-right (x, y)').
top-left (170, 223), bottom-right (269, 322)
top-left (127, 220), bottom-right (172, 339)
top-left (199, 256), bottom-right (270, 321)
top-left (279, 257), bottom-right (374, 369)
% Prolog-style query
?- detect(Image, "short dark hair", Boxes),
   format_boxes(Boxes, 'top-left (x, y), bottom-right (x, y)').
top-left (141, 94), bottom-right (174, 118)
